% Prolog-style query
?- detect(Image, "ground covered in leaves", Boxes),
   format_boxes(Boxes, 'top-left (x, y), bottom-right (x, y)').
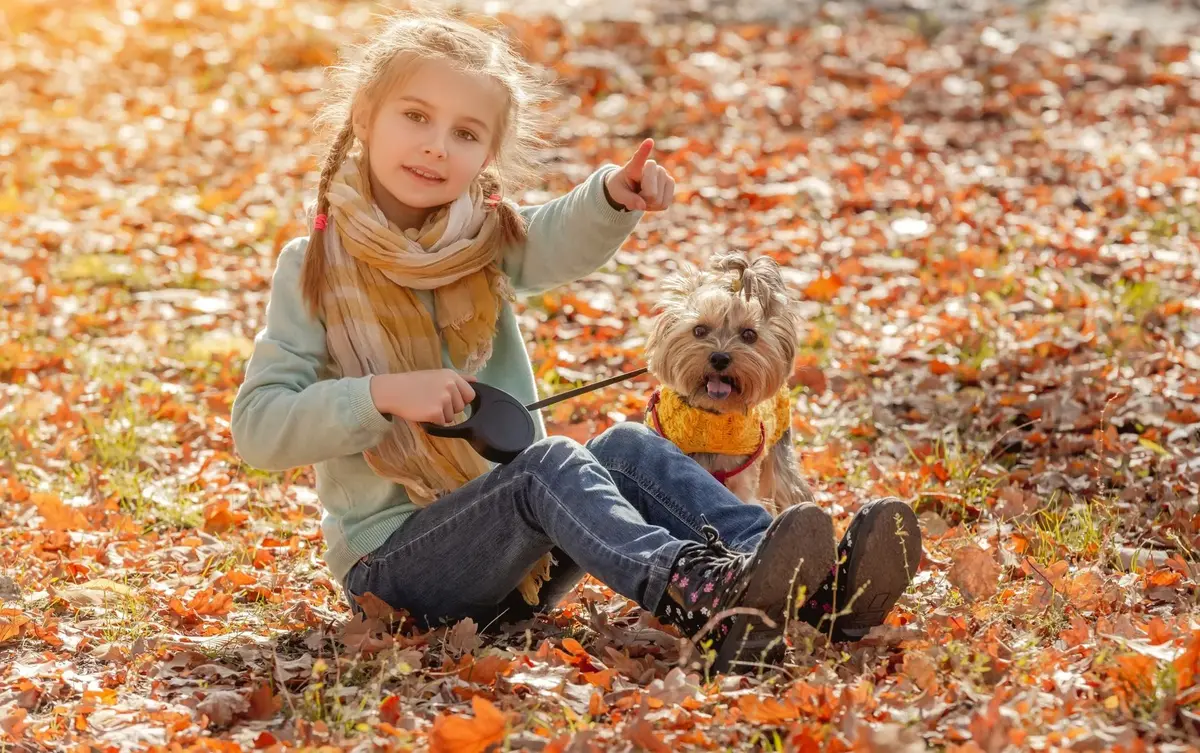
top-left (3, 0), bottom-right (1200, 750)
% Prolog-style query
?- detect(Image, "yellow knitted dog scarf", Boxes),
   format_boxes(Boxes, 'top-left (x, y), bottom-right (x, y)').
top-left (645, 387), bottom-right (791, 478)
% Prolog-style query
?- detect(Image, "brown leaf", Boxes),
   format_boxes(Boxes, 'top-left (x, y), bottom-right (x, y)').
top-left (947, 545), bottom-right (1001, 602)
top-left (792, 364), bottom-right (827, 394)
top-left (340, 613), bottom-right (395, 656)
top-left (1060, 616), bottom-right (1091, 648)
top-left (901, 651), bottom-right (939, 692)
top-left (246, 684), bottom-right (279, 721)
top-left (625, 716), bottom-right (670, 753)
top-left (195, 689), bottom-right (247, 728)
top-left (446, 617), bottom-right (482, 656)
top-left (353, 591), bottom-right (409, 628)
top-left (429, 696), bottom-right (506, 753)
top-left (992, 487), bottom-right (1040, 520)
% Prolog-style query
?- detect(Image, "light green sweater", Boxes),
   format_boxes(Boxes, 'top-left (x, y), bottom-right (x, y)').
top-left (230, 166), bottom-right (642, 585)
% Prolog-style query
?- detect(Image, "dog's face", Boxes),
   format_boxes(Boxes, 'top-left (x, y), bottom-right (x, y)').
top-left (645, 253), bottom-right (799, 414)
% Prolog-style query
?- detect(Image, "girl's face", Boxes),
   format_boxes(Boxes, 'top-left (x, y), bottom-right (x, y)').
top-left (355, 59), bottom-right (505, 227)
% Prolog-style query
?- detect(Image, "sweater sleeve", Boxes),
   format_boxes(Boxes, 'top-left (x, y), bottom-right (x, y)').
top-left (503, 165), bottom-right (644, 295)
top-left (229, 238), bottom-right (394, 471)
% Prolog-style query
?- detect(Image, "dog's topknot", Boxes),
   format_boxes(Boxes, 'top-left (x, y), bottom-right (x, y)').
top-left (712, 252), bottom-right (786, 320)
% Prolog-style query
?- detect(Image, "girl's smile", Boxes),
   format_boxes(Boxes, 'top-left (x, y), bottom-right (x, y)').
top-left (402, 165), bottom-right (446, 183)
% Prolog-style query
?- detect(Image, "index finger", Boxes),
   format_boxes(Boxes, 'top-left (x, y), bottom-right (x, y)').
top-left (623, 138), bottom-right (654, 182)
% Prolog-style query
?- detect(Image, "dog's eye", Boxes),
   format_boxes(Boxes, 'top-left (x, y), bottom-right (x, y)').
top-left (693, 325), bottom-right (709, 338)
top-left (740, 328), bottom-right (758, 344)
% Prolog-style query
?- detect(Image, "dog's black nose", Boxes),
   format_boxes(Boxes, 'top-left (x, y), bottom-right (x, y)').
top-left (709, 352), bottom-right (732, 371)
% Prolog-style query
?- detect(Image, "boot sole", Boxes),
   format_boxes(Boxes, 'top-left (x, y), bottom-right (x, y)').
top-left (834, 498), bottom-right (922, 637)
top-left (711, 503), bottom-right (835, 674)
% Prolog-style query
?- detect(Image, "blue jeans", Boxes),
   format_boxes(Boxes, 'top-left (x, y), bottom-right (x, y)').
top-left (342, 422), bottom-right (775, 629)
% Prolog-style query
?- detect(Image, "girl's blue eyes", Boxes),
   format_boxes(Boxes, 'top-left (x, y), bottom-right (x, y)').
top-left (402, 110), bottom-right (479, 142)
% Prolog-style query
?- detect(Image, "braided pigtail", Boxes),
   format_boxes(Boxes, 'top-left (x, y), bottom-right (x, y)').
top-left (477, 170), bottom-right (527, 255)
top-left (300, 119), bottom-right (356, 316)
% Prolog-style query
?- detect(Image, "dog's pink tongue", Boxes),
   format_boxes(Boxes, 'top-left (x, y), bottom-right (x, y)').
top-left (706, 376), bottom-right (732, 399)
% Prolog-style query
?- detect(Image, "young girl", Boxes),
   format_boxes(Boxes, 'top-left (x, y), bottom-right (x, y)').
top-left (230, 8), bottom-right (921, 673)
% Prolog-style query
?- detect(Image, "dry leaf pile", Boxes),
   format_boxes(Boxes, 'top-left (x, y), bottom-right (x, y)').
top-left (2, 0), bottom-right (1200, 750)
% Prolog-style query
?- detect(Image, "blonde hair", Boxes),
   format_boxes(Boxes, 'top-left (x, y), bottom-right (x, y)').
top-left (300, 7), bottom-right (554, 313)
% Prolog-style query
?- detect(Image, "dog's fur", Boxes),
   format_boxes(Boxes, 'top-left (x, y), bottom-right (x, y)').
top-left (645, 252), bottom-right (815, 516)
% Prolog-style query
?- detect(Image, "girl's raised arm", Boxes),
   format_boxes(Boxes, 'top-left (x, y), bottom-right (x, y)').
top-left (503, 139), bottom-right (674, 295)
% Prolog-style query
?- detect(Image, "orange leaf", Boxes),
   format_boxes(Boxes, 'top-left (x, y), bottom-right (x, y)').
top-left (803, 273), bottom-right (843, 302)
top-left (929, 359), bottom-right (952, 376)
top-left (33, 493), bottom-right (90, 531)
top-left (1173, 631), bottom-right (1200, 690)
top-left (1147, 569), bottom-right (1182, 588)
top-left (581, 669), bottom-right (615, 691)
top-left (801, 445), bottom-right (844, 478)
top-left (189, 588), bottom-right (234, 616)
top-left (1145, 617), bottom-right (1172, 646)
top-left (429, 696), bottom-right (506, 753)
top-left (455, 654), bottom-right (513, 686)
top-left (588, 691), bottom-right (609, 718)
top-left (738, 695), bottom-right (800, 725)
top-left (4, 477), bottom-right (30, 504)
top-left (227, 570), bottom-right (257, 587)
top-left (1, 707), bottom-right (28, 739)
top-left (1112, 654), bottom-right (1156, 698)
top-left (561, 637), bottom-right (587, 656)
top-left (379, 695), bottom-right (402, 725)
top-left (0, 618), bottom-right (27, 644)
top-left (203, 500), bottom-right (249, 534)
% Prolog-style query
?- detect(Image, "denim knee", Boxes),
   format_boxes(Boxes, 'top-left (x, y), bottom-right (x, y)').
top-left (587, 421), bottom-right (668, 465)
top-left (513, 435), bottom-right (593, 481)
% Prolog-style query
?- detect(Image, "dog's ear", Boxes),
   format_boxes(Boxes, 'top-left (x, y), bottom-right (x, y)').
top-left (646, 262), bottom-right (703, 357)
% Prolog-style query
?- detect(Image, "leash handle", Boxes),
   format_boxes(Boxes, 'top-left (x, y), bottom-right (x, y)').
top-left (525, 367), bottom-right (649, 412)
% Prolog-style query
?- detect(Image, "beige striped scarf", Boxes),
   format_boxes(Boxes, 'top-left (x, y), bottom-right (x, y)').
top-left (320, 154), bottom-right (552, 605)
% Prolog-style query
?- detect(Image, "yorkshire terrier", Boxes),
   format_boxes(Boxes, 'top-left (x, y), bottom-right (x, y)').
top-left (643, 252), bottom-right (815, 516)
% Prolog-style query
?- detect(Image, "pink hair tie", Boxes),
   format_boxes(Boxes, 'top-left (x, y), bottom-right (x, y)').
top-left (313, 213), bottom-right (328, 231)
top-left (484, 193), bottom-right (501, 211)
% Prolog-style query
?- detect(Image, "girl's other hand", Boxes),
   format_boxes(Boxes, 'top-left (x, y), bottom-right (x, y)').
top-left (370, 369), bottom-right (477, 424)
top-left (605, 138), bottom-right (676, 212)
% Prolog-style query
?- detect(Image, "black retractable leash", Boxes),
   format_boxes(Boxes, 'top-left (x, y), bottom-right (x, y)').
top-left (420, 367), bottom-right (649, 464)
